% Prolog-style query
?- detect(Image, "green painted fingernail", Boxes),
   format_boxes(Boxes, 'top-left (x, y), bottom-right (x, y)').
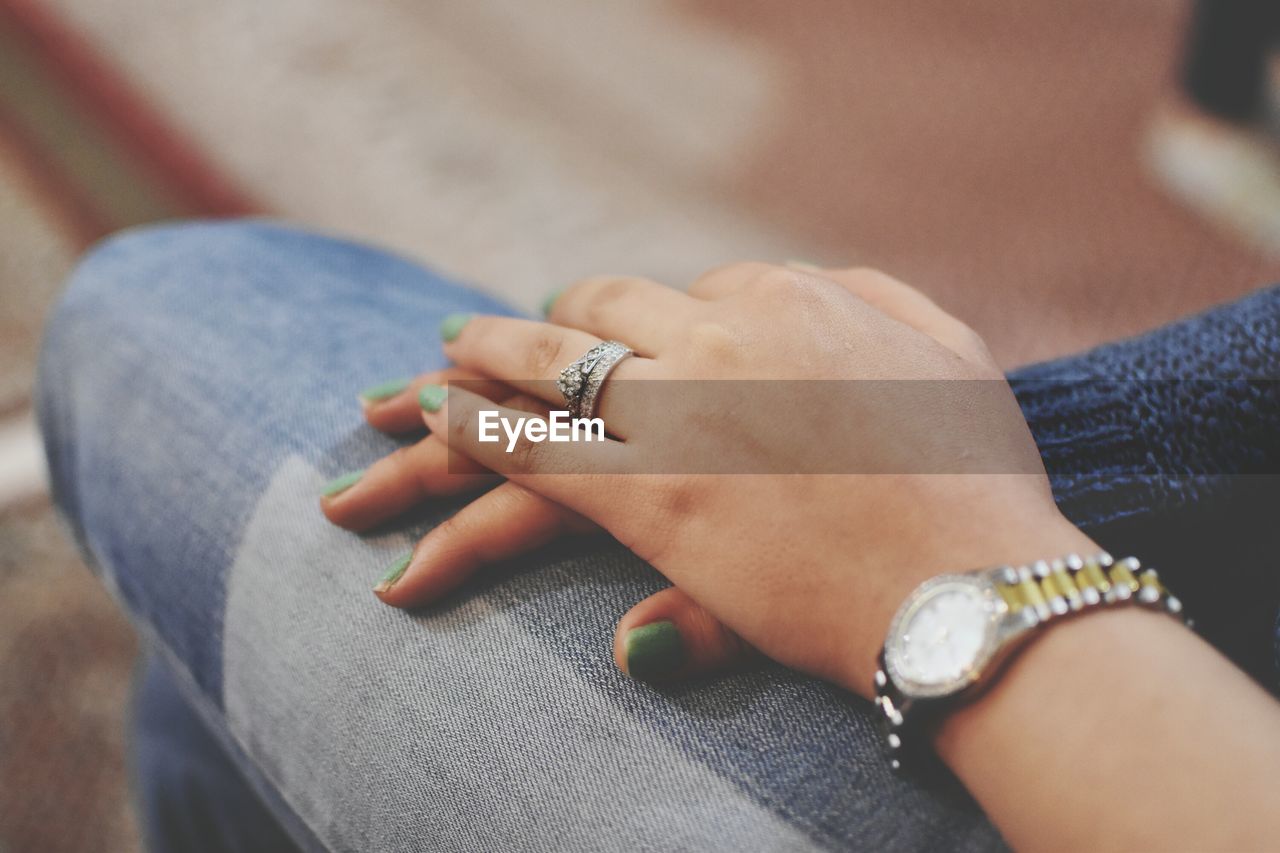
top-left (540, 290), bottom-right (563, 316)
top-left (321, 469), bottom-right (364, 498)
top-left (624, 620), bottom-right (686, 681)
top-left (418, 384), bottom-right (447, 413)
top-left (440, 313), bottom-right (472, 342)
top-left (374, 552), bottom-right (412, 594)
top-left (358, 377), bottom-right (411, 404)
top-left (786, 259), bottom-right (823, 271)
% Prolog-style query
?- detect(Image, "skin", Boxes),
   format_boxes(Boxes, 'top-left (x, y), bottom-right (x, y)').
top-left (322, 263), bottom-right (1280, 849)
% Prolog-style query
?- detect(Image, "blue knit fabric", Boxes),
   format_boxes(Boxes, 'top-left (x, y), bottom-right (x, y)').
top-left (1010, 284), bottom-right (1280, 688)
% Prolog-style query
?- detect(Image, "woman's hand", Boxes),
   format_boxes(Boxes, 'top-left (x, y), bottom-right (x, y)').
top-left (338, 263), bottom-right (1095, 697)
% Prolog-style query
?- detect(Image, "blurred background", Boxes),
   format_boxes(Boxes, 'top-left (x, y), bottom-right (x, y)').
top-left (1, 1), bottom-right (1278, 850)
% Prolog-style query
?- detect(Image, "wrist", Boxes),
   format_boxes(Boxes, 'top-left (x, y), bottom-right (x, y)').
top-left (864, 525), bottom-right (1191, 783)
top-left (833, 509), bottom-right (1098, 698)
top-left (933, 605), bottom-right (1158, 761)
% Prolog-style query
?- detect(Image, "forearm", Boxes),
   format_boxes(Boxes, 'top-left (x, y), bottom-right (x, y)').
top-left (936, 603), bottom-right (1280, 851)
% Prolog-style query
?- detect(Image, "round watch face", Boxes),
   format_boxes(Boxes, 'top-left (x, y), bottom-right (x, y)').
top-left (884, 576), bottom-right (999, 698)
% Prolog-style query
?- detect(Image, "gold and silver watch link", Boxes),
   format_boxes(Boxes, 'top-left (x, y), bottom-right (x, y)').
top-left (874, 553), bottom-right (1191, 770)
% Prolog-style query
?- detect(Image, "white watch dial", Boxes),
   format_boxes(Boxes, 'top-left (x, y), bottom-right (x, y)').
top-left (886, 577), bottom-right (998, 695)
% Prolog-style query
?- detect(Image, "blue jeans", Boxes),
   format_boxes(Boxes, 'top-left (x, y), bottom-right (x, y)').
top-left (38, 222), bottom-right (1280, 851)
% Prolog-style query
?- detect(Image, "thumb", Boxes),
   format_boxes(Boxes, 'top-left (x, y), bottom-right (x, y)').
top-left (614, 587), bottom-right (754, 683)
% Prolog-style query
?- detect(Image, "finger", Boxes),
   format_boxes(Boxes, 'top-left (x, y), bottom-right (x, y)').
top-left (326, 389), bottom-right (554, 531)
top-left (613, 587), bottom-right (754, 682)
top-left (320, 434), bottom-right (496, 532)
top-left (374, 481), bottom-right (595, 607)
top-left (361, 367), bottom-right (509, 435)
top-left (419, 383), bottom-right (630, 515)
top-left (442, 315), bottom-right (655, 429)
top-left (685, 261), bottom-right (778, 299)
top-left (790, 264), bottom-right (988, 360)
top-left (547, 275), bottom-right (697, 355)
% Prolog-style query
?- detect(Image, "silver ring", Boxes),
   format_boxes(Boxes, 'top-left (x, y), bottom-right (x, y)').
top-left (556, 340), bottom-right (633, 420)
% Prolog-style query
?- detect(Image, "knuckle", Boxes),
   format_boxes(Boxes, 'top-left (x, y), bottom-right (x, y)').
top-left (386, 446), bottom-right (429, 489)
top-left (647, 477), bottom-right (700, 527)
top-left (841, 266), bottom-right (896, 292)
top-left (721, 261), bottom-right (774, 281)
top-left (825, 266), bottom-right (896, 303)
top-left (687, 262), bottom-right (735, 287)
top-left (582, 277), bottom-right (635, 324)
top-left (602, 476), bottom-right (702, 564)
top-left (388, 445), bottom-right (417, 469)
top-left (740, 269), bottom-right (844, 319)
top-left (430, 510), bottom-right (483, 552)
top-left (526, 331), bottom-right (566, 377)
top-left (410, 445), bottom-right (446, 494)
top-left (844, 265), bottom-right (891, 282)
top-left (742, 266), bottom-right (801, 300)
top-left (555, 276), bottom-right (597, 315)
top-left (688, 261), bottom-right (771, 296)
top-left (431, 512), bottom-right (463, 542)
top-left (488, 481), bottom-right (534, 514)
top-left (685, 320), bottom-right (741, 368)
top-left (507, 433), bottom-right (541, 471)
top-left (448, 403), bottom-right (476, 445)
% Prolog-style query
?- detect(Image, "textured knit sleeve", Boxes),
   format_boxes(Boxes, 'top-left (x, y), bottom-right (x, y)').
top-left (1009, 284), bottom-right (1280, 685)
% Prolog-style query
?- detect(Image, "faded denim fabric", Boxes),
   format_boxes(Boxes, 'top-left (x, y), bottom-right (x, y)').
top-left (37, 222), bottom-right (1002, 852)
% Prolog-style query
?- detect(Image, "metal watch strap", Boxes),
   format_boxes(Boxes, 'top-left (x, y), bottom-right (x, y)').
top-left (874, 553), bottom-right (1191, 770)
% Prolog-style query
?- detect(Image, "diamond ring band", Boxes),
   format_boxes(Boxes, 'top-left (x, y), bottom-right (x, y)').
top-left (556, 340), bottom-right (633, 420)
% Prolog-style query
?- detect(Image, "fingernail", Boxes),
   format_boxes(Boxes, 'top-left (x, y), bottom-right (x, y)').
top-left (540, 290), bottom-right (563, 316)
top-left (624, 620), bottom-right (686, 681)
top-left (374, 552), bottom-right (412, 594)
top-left (440, 313), bottom-right (472, 343)
top-left (418, 384), bottom-right (447, 413)
top-left (358, 377), bottom-right (411, 405)
top-left (321, 469), bottom-right (364, 498)
top-left (785, 259), bottom-right (823, 272)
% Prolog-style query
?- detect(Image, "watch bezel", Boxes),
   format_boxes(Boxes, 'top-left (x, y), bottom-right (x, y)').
top-left (883, 572), bottom-right (1007, 699)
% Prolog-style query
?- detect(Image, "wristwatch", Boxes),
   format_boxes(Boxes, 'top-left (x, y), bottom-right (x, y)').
top-left (873, 553), bottom-right (1189, 769)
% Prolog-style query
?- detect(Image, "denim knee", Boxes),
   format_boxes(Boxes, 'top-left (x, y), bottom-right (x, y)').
top-left (39, 219), bottom-right (295, 386)
top-left (36, 220), bottom-right (283, 517)
top-left (56, 218), bottom-right (287, 304)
